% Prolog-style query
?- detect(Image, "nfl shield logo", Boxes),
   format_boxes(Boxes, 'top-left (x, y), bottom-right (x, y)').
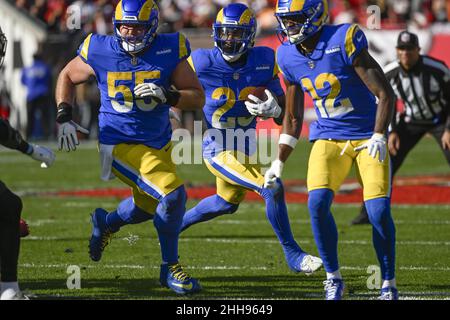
top-left (233, 72), bottom-right (240, 80)
top-left (308, 61), bottom-right (315, 69)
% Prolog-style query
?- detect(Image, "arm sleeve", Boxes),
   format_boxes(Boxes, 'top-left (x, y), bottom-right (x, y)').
top-left (343, 24), bottom-right (368, 66)
top-left (0, 119), bottom-right (31, 154)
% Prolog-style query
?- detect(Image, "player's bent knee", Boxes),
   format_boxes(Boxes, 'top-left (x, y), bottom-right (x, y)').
top-left (308, 189), bottom-right (334, 218)
top-left (158, 185), bottom-right (187, 216)
top-left (365, 197), bottom-right (392, 224)
top-left (154, 186), bottom-right (187, 234)
top-left (0, 188), bottom-right (22, 223)
top-left (215, 195), bottom-right (239, 215)
top-left (118, 197), bottom-right (153, 224)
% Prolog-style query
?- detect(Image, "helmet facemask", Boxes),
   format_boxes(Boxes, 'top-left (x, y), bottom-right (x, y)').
top-left (115, 20), bottom-right (157, 53)
top-left (276, 1), bottom-right (327, 45)
top-left (213, 24), bottom-right (255, 62)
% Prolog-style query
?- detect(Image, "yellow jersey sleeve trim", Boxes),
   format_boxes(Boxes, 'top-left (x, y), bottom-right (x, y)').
top-left (273, 53), bottom-right (280, 78)
top-left (80, 33), bottom-right (93, 62)
top-left (179, 33), bottom-right (188, 59)
top-left (274, 50), bottom-right (284, 78)
top-left (345, 24), bottom-right (360, 60)
top-left (187, 56), bottom-right (195, 72)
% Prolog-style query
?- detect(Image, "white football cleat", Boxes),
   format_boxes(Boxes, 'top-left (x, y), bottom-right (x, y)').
top-left (0, 288), bottom-right (30, 300)
top-left (300, 255), bottom-right (323, 275)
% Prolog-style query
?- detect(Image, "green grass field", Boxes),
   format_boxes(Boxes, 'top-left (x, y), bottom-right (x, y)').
top-left (0, 137), bottom-right (449, 300)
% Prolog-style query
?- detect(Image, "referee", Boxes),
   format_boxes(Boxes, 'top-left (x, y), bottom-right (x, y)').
top-left (351, 30), bottom-right (450, 225)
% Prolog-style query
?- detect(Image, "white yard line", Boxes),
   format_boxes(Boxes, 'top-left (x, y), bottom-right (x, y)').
top-left (19, 263), bottom-right (268, 271)
top-left (24, 218), bottom-right (450, 226)
top-left (21, 236), bottom-right (450, 246)
top-left (19, 263), bottom-right (450, 272)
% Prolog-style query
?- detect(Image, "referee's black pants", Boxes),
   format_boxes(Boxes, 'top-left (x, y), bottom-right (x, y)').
top-left (390, 120), bottom-right (450, 175)
top-left (356, 120), bottom-right (450, 221)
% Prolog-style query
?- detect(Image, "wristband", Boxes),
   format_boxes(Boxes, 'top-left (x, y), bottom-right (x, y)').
top-left (56, 102), bottom-right (73, 124)
top-left (162, 87), bottom-right (181, 106)
top-left (279, 134), bottom-right (298, 149)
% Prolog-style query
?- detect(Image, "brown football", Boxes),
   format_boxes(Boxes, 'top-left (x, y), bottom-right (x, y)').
top-left (246, 87), bottom-right (267, 102)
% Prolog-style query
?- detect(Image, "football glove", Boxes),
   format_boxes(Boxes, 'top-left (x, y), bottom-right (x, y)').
top-left (354, 133), bottom-right (387, 162)
top-left (134, 83), bottom-right (181, 106)
top-left (264, 159), bottom-right (284, 189)
top-left (245, 89), bottom-right (282, 119)
top-left (29, 144), bottom-right (55, 168)
top-left (57, 121), bottom-right (89, 152)
top-left (56, 103), bottom-right (89, 152)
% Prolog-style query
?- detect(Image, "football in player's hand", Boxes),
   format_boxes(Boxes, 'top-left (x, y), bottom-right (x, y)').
top-left (19, 218), bottom-right (30, 238)
top-left (246, 87), bottom-right (268, 102)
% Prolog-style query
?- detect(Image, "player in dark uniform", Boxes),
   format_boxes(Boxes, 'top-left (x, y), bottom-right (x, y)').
top-left (0, 25), bottom-right (55, 300)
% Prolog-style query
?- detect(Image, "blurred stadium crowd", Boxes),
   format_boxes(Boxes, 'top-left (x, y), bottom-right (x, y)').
top-left (12, 0), bottom-right (450, 34)
top-left (2, 0), bottom-right (449, 140)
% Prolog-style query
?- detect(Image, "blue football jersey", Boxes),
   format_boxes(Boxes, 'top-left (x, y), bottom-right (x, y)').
top-left (77, 32), bottom-right (191, 149)
top-left (277, 23), bottom-right (377, 141)
top-left (189, 47), bottom-right (284, 158)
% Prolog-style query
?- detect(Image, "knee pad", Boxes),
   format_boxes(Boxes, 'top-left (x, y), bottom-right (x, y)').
top-left (308, 189), bottom-right (334, 219)
top-left (365, 197), bottom-right (391, 225)
top-left (0, 188), bottom-right (22, 224)
top-left (117, 197), bottom-right (153, 224)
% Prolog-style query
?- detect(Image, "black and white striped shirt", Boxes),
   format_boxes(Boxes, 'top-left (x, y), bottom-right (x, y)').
top-left (384, 55), bottom-right (450, 128)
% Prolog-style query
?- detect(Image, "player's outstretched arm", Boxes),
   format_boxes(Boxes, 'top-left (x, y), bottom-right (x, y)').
top-left (0, 119), bottom-right (55, 168)
top-left (55, 56), bottom-right (94, 152)
top-left (264, 79), bottom-right (304, 188)
top-left (353, 49), bottom-right (396, 162)
top-left (170, 59), bottom-right (205, 111)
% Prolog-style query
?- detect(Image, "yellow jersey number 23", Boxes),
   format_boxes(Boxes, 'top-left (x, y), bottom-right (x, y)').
top-left (211, 86), bottom-right (256, 129)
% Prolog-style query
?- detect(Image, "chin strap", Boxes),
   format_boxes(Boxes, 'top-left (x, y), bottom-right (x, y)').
top-left (121, 41), bottom-right (146, 54)
top-left (221, 52), bottom-right (243, 62)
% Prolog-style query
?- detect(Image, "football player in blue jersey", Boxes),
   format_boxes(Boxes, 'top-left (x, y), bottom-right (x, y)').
top-left (181, 3), bottom-right (323, 276)
top-left (268, 0), bottom-right (398, 299)
top-left (54, 0), bottom-right (204, 295)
